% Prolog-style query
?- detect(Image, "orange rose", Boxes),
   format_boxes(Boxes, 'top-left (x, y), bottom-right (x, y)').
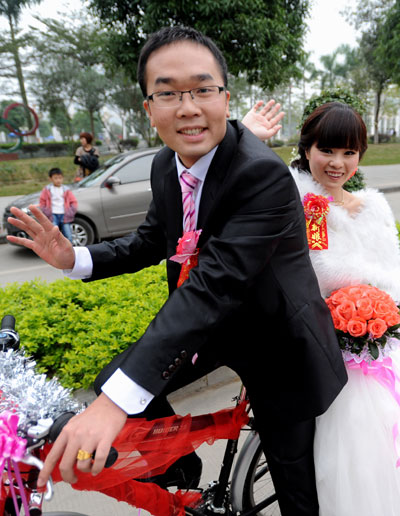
top-left (368, 287), bottom-right (386, 300)
top-left (329, 290), bottom-right (348, 307)
top-left (331, 313), bottom-right (348, 332)
top-left (368, 318), bottom-right (388, 339)
top-left (356, 298), bottom-right (374, 320)
top-left (347, 286), bottom-right (363, 300)
top-left (347, 317), bottom-right (367, 337)
top-left (336, 300), bottom-right (357, 321)
top-left (373, 301), bottom-right (392, 319)
top-left (385, 313), bottom-right (400, 328)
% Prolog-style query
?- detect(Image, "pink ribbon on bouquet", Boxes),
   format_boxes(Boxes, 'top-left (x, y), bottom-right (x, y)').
top-left (347, 357), bottom-right (400, 466)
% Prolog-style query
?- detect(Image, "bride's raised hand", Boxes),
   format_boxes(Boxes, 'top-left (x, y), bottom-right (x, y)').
top-left (7, 205), bottom-right (76, 270)
top-left (242, 100), bottom-right (284, 141)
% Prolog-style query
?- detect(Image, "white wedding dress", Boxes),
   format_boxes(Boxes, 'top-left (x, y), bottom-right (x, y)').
top-left (291, 168), bottom-right (400, 516)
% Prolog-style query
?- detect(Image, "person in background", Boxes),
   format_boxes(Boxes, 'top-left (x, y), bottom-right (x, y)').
top-left (74, 132), bottom-right (100, 181)
top-left (39, 167), bottom-right (77, 243)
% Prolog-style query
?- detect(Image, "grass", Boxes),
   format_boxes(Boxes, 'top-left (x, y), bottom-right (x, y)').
top-left (0, 154), bottom-right (114, 197)
top-left (1, 143), bottom-right (400, 197)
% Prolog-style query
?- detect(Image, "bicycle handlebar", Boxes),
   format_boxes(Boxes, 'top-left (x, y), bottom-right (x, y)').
top-left (1, 314), bottom-right (15, 330)
top-left (0, 314), bottom-right (20, 351)
top-left (48, 412), bottom-right (119, 468)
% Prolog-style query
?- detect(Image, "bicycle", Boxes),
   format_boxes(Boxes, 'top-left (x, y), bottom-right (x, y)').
top-left (0, 314), bottom-right (280, 516)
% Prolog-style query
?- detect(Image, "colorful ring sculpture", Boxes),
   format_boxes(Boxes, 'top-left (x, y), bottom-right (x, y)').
top-left (0, 103), bottom-right (39, 153)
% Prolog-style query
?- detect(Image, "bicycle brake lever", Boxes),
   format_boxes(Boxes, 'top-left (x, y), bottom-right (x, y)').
top-left (20, 453), bottom-right (54, 501)
top-left (27, 418), bottom-right (54, 439)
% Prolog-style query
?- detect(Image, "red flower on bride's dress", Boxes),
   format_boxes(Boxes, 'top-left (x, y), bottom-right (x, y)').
top-left (326, 284), bottom-right (400, 360)
top-left (303, 192), bottom-right (331, 221)
top-left (302, 193), bottom-right (331, 250)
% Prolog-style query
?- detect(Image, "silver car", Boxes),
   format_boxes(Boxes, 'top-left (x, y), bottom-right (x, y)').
top-left (3, 147), bottom-right (160, 246)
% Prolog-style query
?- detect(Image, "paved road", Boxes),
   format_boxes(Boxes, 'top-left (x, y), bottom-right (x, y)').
top-left (1, 164), bottom-right (400, 286)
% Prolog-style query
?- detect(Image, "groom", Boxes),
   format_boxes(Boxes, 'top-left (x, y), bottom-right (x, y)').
top-left (8, 26), bottom-right (347, 515)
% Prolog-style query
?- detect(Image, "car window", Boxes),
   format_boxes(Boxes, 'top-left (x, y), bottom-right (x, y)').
top-left (77, 154), bottom-right (134, 188)
top-left (113, 154), bottom-right (154, 184)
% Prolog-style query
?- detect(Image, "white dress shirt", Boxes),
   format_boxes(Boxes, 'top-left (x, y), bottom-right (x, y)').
top-left (65, 146), bottom-right (218, 414)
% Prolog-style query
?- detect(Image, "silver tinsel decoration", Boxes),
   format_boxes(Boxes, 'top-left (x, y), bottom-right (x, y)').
top-left (0, 348), bottom-right (83, 434)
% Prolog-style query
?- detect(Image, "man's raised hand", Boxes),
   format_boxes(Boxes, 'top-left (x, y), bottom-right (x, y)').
top-left (7, 205), bottom-right (76, 270)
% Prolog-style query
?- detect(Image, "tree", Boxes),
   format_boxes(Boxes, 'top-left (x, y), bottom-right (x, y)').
top-left (348, 0), bottom-right (395, 143)
top-left (30, 13), bottom-right (109, 138)
top-left (71, 110), bottom-right (103, 138)
top-left (377, 0), bottom-right (400, 86)
top-left (107, 72), bottom-right (161, 146)
top-left (0, 0), bottom-right (42, 128)
top-left (89, 0), bottom-right (310, 91)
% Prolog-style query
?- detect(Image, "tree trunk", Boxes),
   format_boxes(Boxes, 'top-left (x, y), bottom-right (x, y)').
top-left (89, 110), bottom-right (95, 139)
top-left (8, 14), bottom-right (32, 132)
top-left (374, 87), bottom-right (383, 144)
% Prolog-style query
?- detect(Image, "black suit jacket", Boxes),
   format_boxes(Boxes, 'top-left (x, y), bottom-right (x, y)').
top-left (88, 121), bottom-right (347, 422)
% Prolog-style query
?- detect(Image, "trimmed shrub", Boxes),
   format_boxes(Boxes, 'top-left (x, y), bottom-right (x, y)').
top-left (0, 265), bottom-right (168, 390)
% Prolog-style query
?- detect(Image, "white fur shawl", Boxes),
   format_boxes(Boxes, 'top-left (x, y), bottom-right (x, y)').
top-left (290, 167), bottom-right (400, 302)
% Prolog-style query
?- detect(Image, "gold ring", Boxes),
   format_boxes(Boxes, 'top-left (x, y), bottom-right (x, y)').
top-left (76, 449), bottom-right (92, 461)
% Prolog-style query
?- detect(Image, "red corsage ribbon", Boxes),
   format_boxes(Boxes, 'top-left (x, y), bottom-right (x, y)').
top-left (170, 230), bottom-right (202, 287)
top-left (302, 193), bottom-right (331, 250)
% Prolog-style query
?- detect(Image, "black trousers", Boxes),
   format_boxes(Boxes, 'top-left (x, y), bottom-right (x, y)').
top-left (94, 344), bottom-right (319, 516)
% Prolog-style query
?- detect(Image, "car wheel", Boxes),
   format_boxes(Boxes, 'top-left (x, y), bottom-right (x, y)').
top-left (71, 217), bottom-right (95, 246)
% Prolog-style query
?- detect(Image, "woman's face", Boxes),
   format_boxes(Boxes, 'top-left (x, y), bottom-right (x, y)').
top-left (80, 137), bottom-right (88, 146)
top-left (305, 143), bottom-right (360, 191)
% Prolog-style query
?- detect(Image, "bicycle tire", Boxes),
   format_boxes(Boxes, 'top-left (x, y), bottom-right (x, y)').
top-left (231, 431), bottom-right (281, 516)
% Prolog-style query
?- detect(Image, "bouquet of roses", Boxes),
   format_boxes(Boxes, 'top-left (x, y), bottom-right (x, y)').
top-left (326, 284), bottom-right (400, 361)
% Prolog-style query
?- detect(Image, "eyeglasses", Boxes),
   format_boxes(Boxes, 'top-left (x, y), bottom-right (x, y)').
top-left (146, 86), bottom-right (226, 108)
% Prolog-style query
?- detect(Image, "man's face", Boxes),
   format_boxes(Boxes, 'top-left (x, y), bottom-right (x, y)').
top-left (143, 41), bottom-right (230, 169)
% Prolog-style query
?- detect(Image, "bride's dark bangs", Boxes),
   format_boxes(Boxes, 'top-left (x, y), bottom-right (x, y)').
top-left (315, 108), bottom-right (364, 152)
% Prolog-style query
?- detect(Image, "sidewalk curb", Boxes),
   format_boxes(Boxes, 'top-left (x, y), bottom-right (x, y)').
top-left (379, 185), bottom-right (400, 193)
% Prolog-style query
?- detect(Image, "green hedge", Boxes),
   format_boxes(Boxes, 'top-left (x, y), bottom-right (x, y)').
top-left (0, 265), bottom-right (168, 390)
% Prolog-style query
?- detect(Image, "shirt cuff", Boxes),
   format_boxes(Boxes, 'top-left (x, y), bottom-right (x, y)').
top-left (101, 368), bottom-right (154, 414)
top-left (63, 246), bottom-right (93, 279)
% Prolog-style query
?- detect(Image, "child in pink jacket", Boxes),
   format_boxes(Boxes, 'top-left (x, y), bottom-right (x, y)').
top-left (39, 168), bottom-right (78, 242)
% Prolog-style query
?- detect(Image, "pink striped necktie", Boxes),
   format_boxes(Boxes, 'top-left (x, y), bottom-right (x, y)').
top-left (180, 171), bottom-right (199, 232)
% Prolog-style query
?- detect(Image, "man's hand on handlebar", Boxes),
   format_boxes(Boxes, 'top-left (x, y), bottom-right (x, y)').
top-left (38, 393), bottom-right (127, 486)
top-left (7, 205), bottom-right (76, 270)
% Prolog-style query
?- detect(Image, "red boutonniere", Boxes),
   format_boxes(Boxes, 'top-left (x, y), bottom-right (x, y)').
top-left (170, 230), bottom-right (202, 287)
top-left (303, 193), bottom-right (331, 250)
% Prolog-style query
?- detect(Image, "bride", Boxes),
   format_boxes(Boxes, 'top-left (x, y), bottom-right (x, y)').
top-left (244, 100), bottom-right (400, 515)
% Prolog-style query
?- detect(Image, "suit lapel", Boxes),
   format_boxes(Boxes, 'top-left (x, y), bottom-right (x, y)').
top-left (163, 154), bottom-right (183, 250)
top-left (197, 122), bottom-right (237, 239)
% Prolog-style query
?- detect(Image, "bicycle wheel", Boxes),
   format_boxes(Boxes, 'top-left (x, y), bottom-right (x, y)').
top-left (231, 432), bottom-right (281, 516)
